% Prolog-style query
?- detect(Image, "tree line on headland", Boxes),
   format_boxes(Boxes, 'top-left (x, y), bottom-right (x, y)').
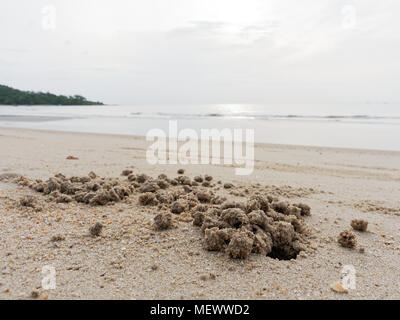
top-left (0, 84), bottom-right (103, 105)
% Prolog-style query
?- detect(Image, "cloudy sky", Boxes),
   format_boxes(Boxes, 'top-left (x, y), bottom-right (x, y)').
top-left (0, 0), bottom-right (399, 104)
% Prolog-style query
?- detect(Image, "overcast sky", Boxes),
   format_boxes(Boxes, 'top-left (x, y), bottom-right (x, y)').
top-left (0, 0), bottom-right (399, 104)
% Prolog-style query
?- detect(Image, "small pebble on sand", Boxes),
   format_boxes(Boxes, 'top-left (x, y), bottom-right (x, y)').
top-left (89, 222), bottom-right (103, 237)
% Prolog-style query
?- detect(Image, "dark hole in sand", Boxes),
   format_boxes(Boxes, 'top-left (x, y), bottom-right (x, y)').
top-left (267, 247), bottom-right (299, 261)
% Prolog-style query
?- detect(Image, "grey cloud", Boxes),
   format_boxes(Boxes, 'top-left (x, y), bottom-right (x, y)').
top-left (0, 0), bottom-right (399, 104)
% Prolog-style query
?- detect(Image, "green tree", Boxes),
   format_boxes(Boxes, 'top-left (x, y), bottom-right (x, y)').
top-left (0, 84), bottom-right (104, 106)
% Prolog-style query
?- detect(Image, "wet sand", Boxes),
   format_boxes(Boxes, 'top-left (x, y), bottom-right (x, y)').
top-left (0, 127), bottom-right (400, 300)
top-left (0, 115), bottom-right (72, 122)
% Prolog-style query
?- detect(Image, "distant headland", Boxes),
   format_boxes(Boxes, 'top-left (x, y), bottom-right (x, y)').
top-left (0, 84), bottom-right (103, 105)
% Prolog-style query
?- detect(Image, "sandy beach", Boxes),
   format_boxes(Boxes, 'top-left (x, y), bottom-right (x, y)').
top-left (0, 127), bottom-right (400, 300)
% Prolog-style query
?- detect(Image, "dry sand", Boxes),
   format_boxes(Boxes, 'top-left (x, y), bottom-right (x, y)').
top-left (0, 127), bottom-right (400, 300)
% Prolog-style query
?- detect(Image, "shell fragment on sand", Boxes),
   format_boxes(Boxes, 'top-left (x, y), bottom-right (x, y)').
top-left (330, 281), bottom-right (348, 294)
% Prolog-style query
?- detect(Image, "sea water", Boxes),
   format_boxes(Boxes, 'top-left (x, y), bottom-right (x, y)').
top-left (0, 103), bottom-right (400, 151)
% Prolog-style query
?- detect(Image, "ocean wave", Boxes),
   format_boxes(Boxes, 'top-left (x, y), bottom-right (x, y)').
top-left (127, 112), bottom-right (400, 122)
top-left (2, 106), bottom-right (399, 123)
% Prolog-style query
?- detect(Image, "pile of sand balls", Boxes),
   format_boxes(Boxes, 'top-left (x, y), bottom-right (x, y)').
top-left (17, 170), bottom-right (313, 260)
